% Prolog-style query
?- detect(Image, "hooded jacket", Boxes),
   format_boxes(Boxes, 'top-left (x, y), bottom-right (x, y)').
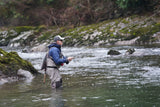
top-left (48, 43), bottom-right (68, 66)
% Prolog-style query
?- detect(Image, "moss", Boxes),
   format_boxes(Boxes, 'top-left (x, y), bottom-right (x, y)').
top-left (56, 17), bottom-right (160, 46)
top-left (150, 23), bottom-right (160, 34)
top-left (0, 48), bottom-right (37, 76)
top-left (37, 31), bottom-right (53, 42)
top-left (130, 23), bottom-right (160, 38)
top-left (110, 33), bottom-right (115, 37)
top-left (121, 19), bottom-right (129, 24)
top-left (130, 15), bottom-right (139, 19)
top-left (34, 25), bottom-right (47, 33)
top-left (134, 23), bottom-right (160, 44)
top-left (130, 26), bottom-right (149, 37)
top-left (115, 19), bottom-right (120, 26)
top-left (13, 26), bottom-right (35, 34)
top-left (119, 28), bottom-right (129, 34)
top-left (124, 35), bottom-right (136, 40)
top-left (137, 35), bottom-right (152, 44)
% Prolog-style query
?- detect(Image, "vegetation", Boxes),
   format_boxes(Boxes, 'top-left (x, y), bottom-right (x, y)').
top-left (116, 0), bottom-right (156, 9)
top-left (0, 0), bottom-right (159, 26)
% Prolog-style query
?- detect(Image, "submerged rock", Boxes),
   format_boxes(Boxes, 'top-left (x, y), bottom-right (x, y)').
top-left (107, 49), bottom-right (121, 55)
top-left (22, 47), bottom-right (30, 53)
top-left (0, 48), bottom-right (38, 85)
top-left (17, 69), bottom-right (34, 83)
top-left (125, 48), bottom-right (135, 55)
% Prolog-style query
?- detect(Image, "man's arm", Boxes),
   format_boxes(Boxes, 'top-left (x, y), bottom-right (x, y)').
top-left (49, 48), bottom-right (68, 65)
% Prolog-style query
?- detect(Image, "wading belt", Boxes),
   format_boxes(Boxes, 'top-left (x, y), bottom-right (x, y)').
top-left (47, 66), bottom-right (58, 69)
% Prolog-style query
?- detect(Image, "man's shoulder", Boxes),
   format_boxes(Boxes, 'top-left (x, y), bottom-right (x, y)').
top-left (49, 47), bottom-right (59, 52)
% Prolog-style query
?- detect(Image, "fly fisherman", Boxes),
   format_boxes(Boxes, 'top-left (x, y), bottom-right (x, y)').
top-left (45, 35), bottom-right (74, 89)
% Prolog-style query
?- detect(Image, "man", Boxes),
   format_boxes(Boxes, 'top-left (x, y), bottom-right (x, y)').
top-left (46, 35), bottom-right (73, 89)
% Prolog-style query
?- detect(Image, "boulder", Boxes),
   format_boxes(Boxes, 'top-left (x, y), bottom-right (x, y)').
top-left (30, 43), bottom-right (48, 52)
top-left (0, 48), bottom-right (38, 84)
top-left (107, 49), bottom-right (121, 55)
top-left (125, 48), bottom-right (135, 55)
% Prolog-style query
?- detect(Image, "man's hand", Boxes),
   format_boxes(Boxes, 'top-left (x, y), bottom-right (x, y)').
top-left (67, 57), bottom-right (74, 62)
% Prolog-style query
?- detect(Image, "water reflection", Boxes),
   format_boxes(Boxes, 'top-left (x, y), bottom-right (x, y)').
top-left (49, 89), bottom-right (64, 107)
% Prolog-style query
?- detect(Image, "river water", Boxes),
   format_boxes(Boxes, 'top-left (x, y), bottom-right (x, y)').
top-left (0, 45), bottom-right (160, 107)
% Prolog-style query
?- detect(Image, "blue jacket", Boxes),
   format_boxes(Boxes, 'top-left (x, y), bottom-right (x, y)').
top-left (48, 43), bottom-right (68, 65)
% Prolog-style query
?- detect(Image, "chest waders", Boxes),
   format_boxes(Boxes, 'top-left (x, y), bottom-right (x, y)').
top-left (41, 50), bottom-right (64, 88)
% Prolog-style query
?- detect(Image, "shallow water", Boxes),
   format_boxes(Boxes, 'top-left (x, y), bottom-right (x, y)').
top-left (0, 45), bottom-right (160, 107)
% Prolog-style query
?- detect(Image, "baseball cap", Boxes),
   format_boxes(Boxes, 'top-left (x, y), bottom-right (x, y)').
top-left (54, 35), bottom-right (64, 42)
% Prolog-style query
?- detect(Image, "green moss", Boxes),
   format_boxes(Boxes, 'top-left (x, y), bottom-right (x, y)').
top-left (119, 28), bottom-right (129, 34)
top-left (130, 15), bottom-right (139, 19)
top-left (13, 26), bottom-right (35, 34)
top-left (110, 33), bottom-right (115, 37)
top-left (130, 23), bottom-right (160, 38)
top-left (60, 17), bottom-right (160, 46)
top-left (37, 31), bottom-right (53, 42)
top-left (151, 23), bottom-right (160, 34)
top-left (121, 19), bottom-right (129, 24)
top-left (34, 25), bottom-right (47, 33)
top-left (0, 48), bottom-right (37, 76)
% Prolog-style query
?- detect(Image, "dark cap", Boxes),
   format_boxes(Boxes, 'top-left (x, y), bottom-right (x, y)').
top-left (54, 35), bottom-right (64, 42)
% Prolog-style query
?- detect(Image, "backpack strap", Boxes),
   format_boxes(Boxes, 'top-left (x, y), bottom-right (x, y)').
top-left (41, 52), bottom-right (48, 71)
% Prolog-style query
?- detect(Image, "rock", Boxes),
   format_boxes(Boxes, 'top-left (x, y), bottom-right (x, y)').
top-left (107, 49), bottom-right (121, 55)
top-left (115, 37), bottom-right (140, 45)
top-left (1, 15), bottom-right (160, 47)
top-left (8, 30), bottom-right (34, 47)
top-left (152, 32), bottom-right (160, 43)
top-left (17, 69), bottom-right (34, 82)
top-left (0, 76), bottom-right (18, 85)
top-left (22, 48), bottom-right (29, 53)
top-left (0, 48), bottom-right (38, 85)
top-left (125, 48), bottom-right (135, 55)
top-left (31, 43), bottom-right (48, 52)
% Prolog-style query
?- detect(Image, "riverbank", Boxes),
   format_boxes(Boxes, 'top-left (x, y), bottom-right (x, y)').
top-left (0, 14), bottom-right (160, 51)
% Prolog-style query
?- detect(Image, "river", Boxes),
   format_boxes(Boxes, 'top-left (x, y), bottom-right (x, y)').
top-left (0, 45), bottom-right (160, 107)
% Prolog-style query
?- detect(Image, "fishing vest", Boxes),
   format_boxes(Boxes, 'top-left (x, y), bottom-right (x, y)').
top-left (41, 47), bottom-right (63, 71)
top-left (47, 52), bottom-right (61, 69)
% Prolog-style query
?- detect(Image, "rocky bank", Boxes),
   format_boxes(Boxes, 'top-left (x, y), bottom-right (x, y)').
top-left (0, 15), bottom-right (160, 52)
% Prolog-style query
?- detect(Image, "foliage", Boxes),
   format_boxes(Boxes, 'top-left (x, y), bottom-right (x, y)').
top-left (0, 0), bottom-right (159, 26)
top-left (116, 0), bottom-right (158, 10)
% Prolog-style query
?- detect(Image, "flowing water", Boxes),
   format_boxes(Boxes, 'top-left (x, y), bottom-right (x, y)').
top-left (0, 45), bottom-right (160, 107)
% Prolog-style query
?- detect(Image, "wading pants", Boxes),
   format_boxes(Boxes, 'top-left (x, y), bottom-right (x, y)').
top-left (47, 67), bottom-right (62, 89)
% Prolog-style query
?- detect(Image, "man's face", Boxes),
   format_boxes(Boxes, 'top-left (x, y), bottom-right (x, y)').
top-left (56, 40), bottom-right (63, 46)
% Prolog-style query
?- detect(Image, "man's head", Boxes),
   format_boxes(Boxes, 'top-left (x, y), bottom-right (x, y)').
top-left (54, 35), bottom-right (64, 46)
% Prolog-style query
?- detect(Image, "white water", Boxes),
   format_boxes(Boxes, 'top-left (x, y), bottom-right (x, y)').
top-left (8, 46), bottom-right (158, 86)
top-left (1, 45), bottom-right (160, 86)
top-left (1, 45), bottom-right (160, 107)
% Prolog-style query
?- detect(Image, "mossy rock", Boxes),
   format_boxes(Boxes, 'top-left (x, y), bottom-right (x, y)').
top-left (0, 48), bottom-right (37, 77)
top-left (125, 48), bottom-right (135, 55)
